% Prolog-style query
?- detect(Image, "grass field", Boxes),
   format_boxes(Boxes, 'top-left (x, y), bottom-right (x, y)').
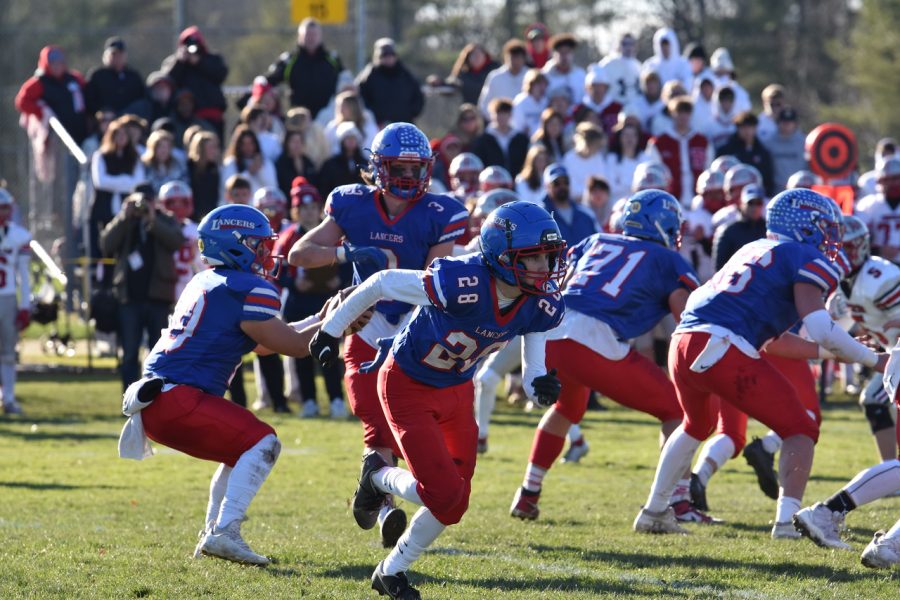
top-left (1, 373), bottom-right (897, 599)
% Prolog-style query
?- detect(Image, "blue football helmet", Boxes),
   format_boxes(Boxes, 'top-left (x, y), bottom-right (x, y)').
top-left (766, 188), bottom-right (843, 260)
top-left (621, 189), bottom-right (684, 249)
top-left (198, 204), bottom-right (280, 277)
top-left (479, 200), bottom-right (567, 295)
top-left (368, 122), bottom-right (434, 201)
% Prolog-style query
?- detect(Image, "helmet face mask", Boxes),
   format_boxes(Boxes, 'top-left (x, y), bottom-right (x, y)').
top-left (841, 215), bottom-right (870, 272)
top-left (479, 201), bottom-right (567, 296)
top-left (370, 123), bottom-right (435, 202)
top-left (159, 180), bottom-right (194, 221)
top-left (198, 204), bottom-right (282, 278)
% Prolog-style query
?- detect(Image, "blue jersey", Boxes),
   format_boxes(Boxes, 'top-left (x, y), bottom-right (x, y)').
top-left (564, 233), bottom-right (700, 339)
top-left (326, 184), bottom-right (468, 322)
top-left (391, 254), bottom-right (565, 388)
top-left (678, 238), bottom-right (842, 349)
top-left (143, 269), bottom-right (281, 396)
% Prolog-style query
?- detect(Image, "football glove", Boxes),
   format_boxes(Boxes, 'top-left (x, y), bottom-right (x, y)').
top-left (531, 368), bottom-right (561, 407)
top-left (343, 242), bottom-right (388, 270)
top-left (309, 329), bottom-right (341, 369)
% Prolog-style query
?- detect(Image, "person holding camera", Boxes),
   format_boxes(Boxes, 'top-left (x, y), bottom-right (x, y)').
top-left (161, 26), bottom-right (228, 141)
top-left (100, 189), bottom-right (185, 390)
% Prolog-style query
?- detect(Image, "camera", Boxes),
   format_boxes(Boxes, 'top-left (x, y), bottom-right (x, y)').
top-left (184, 36), bottom-right (200, 55)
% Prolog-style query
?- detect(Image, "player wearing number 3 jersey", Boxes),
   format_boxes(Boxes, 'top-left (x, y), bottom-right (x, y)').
top-left (129, 205), bottom-right (343, 567)
top-left (289, 123), bottom-right (467, 549)
top-left (511, 189), bottom-right (705, 523)
top-left (309, 201), bottom-right (565, 598)
top-left (635, 188), bottom-right (891, 538)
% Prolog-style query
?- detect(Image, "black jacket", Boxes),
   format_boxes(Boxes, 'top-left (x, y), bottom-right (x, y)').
top-left (265, 45), bottom-right (343, 118)
top-left (275, 153), bottom-right (318, 199)
top-left (188, 160), bottom-right (220, 221)
top-left (712, 218), bottom-right (767, 270)
top-left (716, 135), bottom-right (776, 197)
top-left (472, 130), bottom-right (530, 177)
top-left (161, 52), bottom-right (228, 114)
top-left (85, 66), bottom-right (146, 115)
top-left (356, 62), bottom-right (424, 125)
top-left (317, 151), bottom-right (366, 199)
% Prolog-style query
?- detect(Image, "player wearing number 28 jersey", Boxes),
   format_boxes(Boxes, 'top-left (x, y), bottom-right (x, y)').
top-left (309, 201), bottom-right (565, 598)
top-left (511, 189), bottom-right (703, 522)
top-left (636, 188), bottom-right (890, 538)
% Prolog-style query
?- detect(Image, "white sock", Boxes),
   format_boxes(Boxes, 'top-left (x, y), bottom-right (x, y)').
top-left (846, 459), bottom-right (900, 507)
top-left (474, 366), bottom-right (500, 439)
top-left (373, 466), bottom-right (422, 505)
top-left (1, 362), bottom-right (16, 404)
top-left (761, 431), bottom-right (782, 454)
top-left (885, 518), bottom-right (900, 540)
top-left (671, 478), bottom-right (691, 503)
top-left (775, 495), bottom-right (801, 524)
top-left (567, 424), bottom-right (583, 443)
top-left (205, 464), bottom-right (232, 526)
top-left (522, 464), bottom-right (547, 493)
top-left (216, 434), bottom-right (280, 528)
top-left (645, 426), bottom-right (701, 513)
top-left (381, 507), bottom-right (445, 575)
top-left (693, 433), bottom-right (735, 486)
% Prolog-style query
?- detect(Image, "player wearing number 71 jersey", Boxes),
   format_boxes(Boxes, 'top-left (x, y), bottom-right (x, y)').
top-left (511, 189), bottom-right (706, 523)
top-left (309, 201), bottom-right (566, 599)
top-left (634, 188), bottom-right (891, 537)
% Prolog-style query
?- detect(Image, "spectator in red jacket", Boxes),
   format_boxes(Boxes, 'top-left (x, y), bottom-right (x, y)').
top-left (15, 45), bottom-right (88, 144)
top-left (524, 23), bottom-right (550, 68)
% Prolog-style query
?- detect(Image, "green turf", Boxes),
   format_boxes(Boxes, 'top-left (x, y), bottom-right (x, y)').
top-left (0, 375), bottom-right (897, 599)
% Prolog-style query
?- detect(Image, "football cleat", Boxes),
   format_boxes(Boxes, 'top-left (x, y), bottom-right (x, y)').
top-left (561, 439), bottom-right (589, 463)
top-left (330, 398), bottom-right (347, 419)
top-left (792, 503), bottom-right (851, 550)
top-left (477, 437), bottom-right (488, 454)
top-left (771, 521), bottom-right (801, 540)
top-left (743, 438), bottom-right (779, 500)
top-left (861, 530), bottom-right (900, 568)
top-left (689, 473), bottom-right (709, 512)
top-left (634, 506), bottom-right (689, 534)
top-left (671, 500), bottom-right (721, 524)
top-left (510, 487), bottom-right (541, 520)
top-left (353, 451), bottom-right (389, 530)
top-left (2, 400), bottom-right (22, 415)
top-left (371, 561), bottom-right (421, 599)
top-left (380, 506), bottom-right (407, 548)
top-left (192, 520), bottom-right (214, 559)
top-left (300, 400), bottom-right (319, 418)
top-left (200, 519), bottom-right (269, 565)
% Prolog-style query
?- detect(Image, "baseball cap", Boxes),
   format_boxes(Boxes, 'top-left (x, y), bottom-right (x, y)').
top-left (290, 176), bottom-right (321, 207)
top-left (741, 183), bottom-right (764, 205)
top-left (375, 38), bottom-right (396, 58)
top-left (105, 37), bottom-right (126, 51)
top-left (543, 163), bottom-right (569, 186)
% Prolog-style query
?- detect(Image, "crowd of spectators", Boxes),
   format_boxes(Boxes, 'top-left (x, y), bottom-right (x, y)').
top-left (11, 17), bottom-right (900, 407)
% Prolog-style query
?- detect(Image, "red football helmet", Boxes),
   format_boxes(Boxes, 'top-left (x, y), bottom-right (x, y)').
top-left (724, 164), bottom-right (763, 205)
top-left (695, 169), bottom-right (726, 213)
top-left (785, 169), bottom-right (821, 190)
top-left (449, 152), bottom-right (484, 195)
top-left (877, 155), bottom-right (900, 198)
top-left (478, 166), bottom-right (513, 192)
top-left (158, 180), bottom-right (194, 221)
top-left (252, 186), bottom-right (288, 230)
top-left (710, 155), bottom-right (740, 177)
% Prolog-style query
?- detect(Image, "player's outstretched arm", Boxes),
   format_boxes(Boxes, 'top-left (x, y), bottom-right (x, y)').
top-left (288, 217), bottom-right (345, 268)
top-left (795, 282), bottom-right (889, 371)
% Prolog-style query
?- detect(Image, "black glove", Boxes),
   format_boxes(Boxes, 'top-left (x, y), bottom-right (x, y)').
top-left (309, 329), bottom-right (340, 369)
top-left (531, 368), bottom-right (561, 407)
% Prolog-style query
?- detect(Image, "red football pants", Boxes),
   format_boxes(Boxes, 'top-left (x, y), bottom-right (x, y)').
top-left (670, 332), bottom-right (819, 444)
top-left (344, 334), bottom-right (401, 455)
top-left (377, 356), bottom-right (477, 526)
top-left (141, 385), bottom-right (275, 466)
top-left (547, 339), bottom-right (683, 424)
top-left (713, 352), bottom-right (822, 457)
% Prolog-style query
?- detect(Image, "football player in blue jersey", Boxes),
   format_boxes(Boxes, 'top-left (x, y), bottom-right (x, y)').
top-left (288, 122), bottom-right (468, 548)
top-left (308, 201), bottom-right (566, 599)
top-left (510, 189), bottom-right (712, 523)
top-left (121, 204), bottom-right (366, 566)
top-left (633, 188), bottom-right (890, 538)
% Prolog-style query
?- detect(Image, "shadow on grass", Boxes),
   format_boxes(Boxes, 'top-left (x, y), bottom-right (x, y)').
top-left (0, 480), bottom-right (125, 490)
top-left (318, 562), bottom-right (650, 596)
top-left (529, 544), bottom-right (876, 583)
top-left (0, 426), bottom-right (119, 441)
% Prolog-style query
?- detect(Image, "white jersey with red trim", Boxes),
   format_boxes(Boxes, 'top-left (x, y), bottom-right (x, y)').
top-left (856, 194), bottom-right (900, 259)
top-left (844, 256), bottom-right (900, 348)
top-left (174, 220), bottom-right (203, 299)
top-left (0, 223), bottom-right (32, 302)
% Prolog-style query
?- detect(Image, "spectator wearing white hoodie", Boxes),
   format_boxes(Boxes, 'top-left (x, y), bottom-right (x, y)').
top-left (690, 71), bottom-right (717, 135)
top-left (563, 122), bottom-right (608, 201)
top-left (703, 86), bottom-right (738, 150)
top-left (478, 39), bottom-right (529, 118)
top-left (598, 33), bottom-right (642, 106)
top-left (633, 70), bottom-right (664, 133)
top-left (511, 68), bottom-right (548, 137)
top-left (575, 66), bottom-right (622, 137)
top-left (541, 34), bottom-right (586, 104)
top-left (709, 48), bottom-right (751, 114)
top-left (756, 83), bottom-right (785, 142)
top-left (641, 28), bottom-right (693, 91)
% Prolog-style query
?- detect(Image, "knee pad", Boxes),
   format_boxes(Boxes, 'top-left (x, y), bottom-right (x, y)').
top-left (864, 404), bottom-right (895, 434)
